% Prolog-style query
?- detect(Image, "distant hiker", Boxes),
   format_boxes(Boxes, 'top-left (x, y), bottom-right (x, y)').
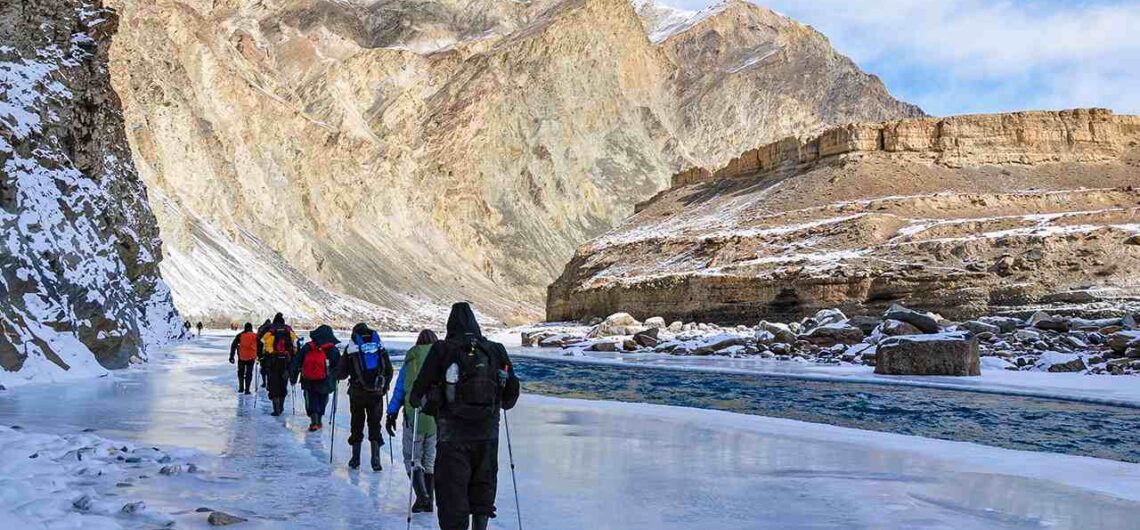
top-left (256, 319), bottom-right (272, 389)
top-left (334, 323), bottom-right (393, 471)
top-left (228, 322), bottom-right (259, 394)
top-left (261, 313), bottom-right (297, 416)
top-left (183, 321), bottom-right (192, 339)
top-left (196, 321), bottom-right (203, 337)
top-left (410, 303), bottom-right (520, 530)
top-left (291, 325), bottom-right (340, 432)
top-left (387, 329), bottom-right (439, 513)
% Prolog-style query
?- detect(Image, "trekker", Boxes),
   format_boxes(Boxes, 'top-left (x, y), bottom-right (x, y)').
top-left (261, 313), bottom-right (297, 416)
top-left (228, 322), bottom-right (259, 394)
top-left (410, 302), bottom-right (520, 530)
top-left (256, 319), bottom-right (272, 389)
top-left (196, 321), bottom-right (203, 337)
top-left (291, 325), bottom-right (340, 431)
top-left (386, 329), bottom-right (439, 513)
top-left (334, 323), bottom-right (393, 471)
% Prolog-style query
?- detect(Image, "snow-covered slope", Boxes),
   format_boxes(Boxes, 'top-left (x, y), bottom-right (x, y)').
top-left (0, 0), bottom-right (182, 386)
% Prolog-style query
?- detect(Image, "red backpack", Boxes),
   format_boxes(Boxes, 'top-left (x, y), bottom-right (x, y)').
top-left (301, 343), bottom-right (334, 380)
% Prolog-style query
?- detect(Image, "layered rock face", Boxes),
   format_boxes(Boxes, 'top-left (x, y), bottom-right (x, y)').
top-left (548, 109), bottom-right (1140, 324)
top-left (104, 0), bottom-right (919, 325)
top-left (0, 0), bottom-right (182, 382)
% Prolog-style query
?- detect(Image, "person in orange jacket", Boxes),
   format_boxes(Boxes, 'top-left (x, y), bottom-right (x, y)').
top-left (229, 322), bottom-right (260, 394)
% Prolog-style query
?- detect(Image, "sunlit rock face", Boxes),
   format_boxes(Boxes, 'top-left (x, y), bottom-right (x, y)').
top-left (0, 0), bottom-right (182, 380)
top-left (549, 109), bottom-right (1140, 324)
top-left (105, 0), bottom-right (919, 325)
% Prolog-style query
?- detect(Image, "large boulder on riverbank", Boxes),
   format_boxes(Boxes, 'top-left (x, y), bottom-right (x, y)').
top-left (875, 333), bottom-right (980, 376)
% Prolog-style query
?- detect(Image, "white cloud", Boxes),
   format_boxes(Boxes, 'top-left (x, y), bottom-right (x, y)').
top-left (658, 0), bottom-right (1140, 116)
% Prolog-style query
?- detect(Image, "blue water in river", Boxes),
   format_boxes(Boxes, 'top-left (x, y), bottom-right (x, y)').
top-left (507, 357), bottom-right (1140, 463)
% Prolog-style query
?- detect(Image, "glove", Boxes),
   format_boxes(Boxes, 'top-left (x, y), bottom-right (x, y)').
top-left (385, 414), bottom-right (398, 438)
top-left (229, 357), bottom-right (234, 364)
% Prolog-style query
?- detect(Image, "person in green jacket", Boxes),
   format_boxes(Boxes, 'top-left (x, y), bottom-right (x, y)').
top-left (386, 329), bottom-right (439, 513)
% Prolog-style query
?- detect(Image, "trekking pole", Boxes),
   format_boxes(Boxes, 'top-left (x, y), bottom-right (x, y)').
top-left (329, 381), bottom-right (339, 464)
top-left (504, 410), bottom-right (523, 530)
top-left (254, 366), bottom-right (260, 408)
top-left (291, 382), bottom-right (296, 416)
top-left (405, 409), bottom-right (420, 530)
top-left (383, 392), bottom-right (395, 465)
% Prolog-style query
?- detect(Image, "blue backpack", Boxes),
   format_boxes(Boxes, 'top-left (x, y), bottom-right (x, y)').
top-left (352, 333), bottom-right (387, 391)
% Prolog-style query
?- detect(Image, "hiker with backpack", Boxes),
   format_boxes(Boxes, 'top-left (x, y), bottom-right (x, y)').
top-left (334, 323), bottom-right (393, 471)
top-left (256, 319), bottom-right (272, 389)
top-left (228, 322), bottom-right (259, 394)
top-left (386, 329), bottom-right (439, 513)
top-left (291, 325), bottom-right (340, 432)
top-left (410, 302), bottom-right (520, 530)
top-left (196, 321), bottom-right (204, 337)
top-left (261, 313), bottom-right (297, 416)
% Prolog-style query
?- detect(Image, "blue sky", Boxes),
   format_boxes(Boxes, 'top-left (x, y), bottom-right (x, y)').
top-left (660, 0), bottom-right (1140, 116)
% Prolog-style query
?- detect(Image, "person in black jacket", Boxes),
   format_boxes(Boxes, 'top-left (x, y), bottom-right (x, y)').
top-left (410, 302), bottom-right (520, 530)
top-left (334, 323), bottom-right (394, 471)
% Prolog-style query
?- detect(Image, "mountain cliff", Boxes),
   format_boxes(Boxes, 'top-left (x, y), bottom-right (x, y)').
top-left (548, 109), bottom-right (1140, 323)
top-left (104, 0), bottom-right (920, 325)
top-left (0, 0), bottom-right (182, 384)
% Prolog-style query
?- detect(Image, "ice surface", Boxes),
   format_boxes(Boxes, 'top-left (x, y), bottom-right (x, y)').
top-left (2, 332), bottom-right (1139, 529)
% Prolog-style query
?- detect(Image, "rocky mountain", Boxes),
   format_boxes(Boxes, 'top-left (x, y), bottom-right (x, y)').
top-left (548, 109), bottom-right (1140, 324)
top-left (103, 0), bottom-right (920, 326)
top-left (0, 0), bottom-right (182, 384)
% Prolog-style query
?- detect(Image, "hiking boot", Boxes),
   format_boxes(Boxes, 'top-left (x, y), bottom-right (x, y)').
top-left (471, 515), bottom-right (490, 530)
top-left (370, 441), bottom-right (382, 472)
top-left (308, 415), bottom-right (319, 432)
top-left (244, 390), bottom-right (251, 395)
top-left (411, 469), bottom-right (430, 513)
top-left (348, 444), bottom-right (361, 469)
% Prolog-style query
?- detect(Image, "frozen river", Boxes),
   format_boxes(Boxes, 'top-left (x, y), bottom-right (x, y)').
top-left (2, 332), bottom-right (1139, 529)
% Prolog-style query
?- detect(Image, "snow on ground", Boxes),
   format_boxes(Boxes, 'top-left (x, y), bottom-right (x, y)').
top-left (2, 332), bottom-right (1140, 529)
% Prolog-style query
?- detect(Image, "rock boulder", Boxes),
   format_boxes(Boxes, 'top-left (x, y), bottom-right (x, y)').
top-left (874, 333), bottom-right (981, 376)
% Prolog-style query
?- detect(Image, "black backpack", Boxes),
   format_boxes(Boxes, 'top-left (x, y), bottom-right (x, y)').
top-left (446, 340), bottom-right (501, 421)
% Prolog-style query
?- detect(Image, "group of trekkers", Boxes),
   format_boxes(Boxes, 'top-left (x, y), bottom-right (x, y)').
top-left (227, 303), bottom-right (521, 530)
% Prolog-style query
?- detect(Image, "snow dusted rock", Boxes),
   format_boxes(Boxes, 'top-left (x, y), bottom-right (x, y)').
top-left (207, 511), bottom-right (248, 526)
top-left (667, 321), bottom-right (683, 332)
top-left (812, 309), bottom-right (847, 327)
top-left (644, 317), bottom-right (667, 329)
top-left (1108, 331), bottom-right (1140, 354)
top-left (980, 316), bottom-right (1024, 333)
top-left (1029, 312), bottom-right (1070, 332)
top-left (758, 321), bottom-right (796, 343)
top-left (960, 320), bottom-right (1001, 336)
top-left (0, 0), bottom-right (182, 385)
top-left (1035, 352), bottom-right (1087, 373)
top-left (883, 305), bottom-right (941, 334)
top-left (881, 319), bottom-right (923, 337)
top-left (633, 328), bottom-right (660, 348)
top-left (587, 341), bottom-right (618, 352)
top-left (875, 332), bottom-right (980, 376)
top-left (691, 335), bottom-right (748, 356)
top-left (800, 324), bottom-right (864, 347)
top-left (980, 356), bottom-right (1017, 370)
top-left (847, 315), bottom-right (882, 335)
top-left (592, 313), bottom-right (643, 337)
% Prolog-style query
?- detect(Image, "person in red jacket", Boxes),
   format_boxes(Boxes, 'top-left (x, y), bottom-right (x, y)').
top-left (228, 322), bottom-right (259, 394)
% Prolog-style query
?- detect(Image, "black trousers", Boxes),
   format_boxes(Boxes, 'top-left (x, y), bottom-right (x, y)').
top-left (264, 356), bottom-right (290, 399)
top-left (305, 388), bottom-right (329, 416)
top-left (347, 392), bottom-right (384, 445)
top-left (237, 360), bottom-right (254, 390)
top-left (435, 439), bottom-right (499, 530)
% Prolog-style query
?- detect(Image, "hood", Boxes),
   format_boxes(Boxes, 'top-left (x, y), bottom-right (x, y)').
top-left (445, 302), bottom-right (482, 341)
top-left (243, 322), bottom-right (253, 332)
top-left (351, 322), bottom-right (373, 343)
top-left (273, 313), bottom-right (285, 326)
top-left (310, 324), bottom-right (339, 345)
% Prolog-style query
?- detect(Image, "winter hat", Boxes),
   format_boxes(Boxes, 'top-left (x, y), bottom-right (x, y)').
top-left (273, 312), bottom-right (285, 325)
top-left (243, 322), bottom-right (253, 332)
